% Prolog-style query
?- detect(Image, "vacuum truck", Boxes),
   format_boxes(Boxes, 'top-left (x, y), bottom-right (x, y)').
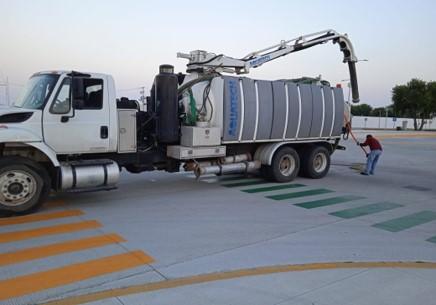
top-left (0, 29), bottom-right (360, 214)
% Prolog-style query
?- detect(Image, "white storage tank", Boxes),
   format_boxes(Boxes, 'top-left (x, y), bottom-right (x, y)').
top-left (180, 75), bottom-right (345, 144)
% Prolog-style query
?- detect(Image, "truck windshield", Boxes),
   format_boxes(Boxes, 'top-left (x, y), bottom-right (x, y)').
top-left (14, 74), bottom-right (60, 110)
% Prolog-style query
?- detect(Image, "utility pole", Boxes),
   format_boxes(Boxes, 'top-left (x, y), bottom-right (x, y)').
top-left (385, 107), bottom-right (388, 129)
top-left (5, 77), bottom-right (10, 105)
top-left (0, 77), bottom-right (10, 105)
top-left (340, 79), bottom-right (351, 103)
top-left (139, 86), bottom-right (146, 110)
top-left (139, 86), bottom-right (145, 103)
top-left (378, 110), bottom-right (381, 129)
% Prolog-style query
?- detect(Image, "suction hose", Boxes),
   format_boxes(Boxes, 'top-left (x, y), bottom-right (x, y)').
top-left (348, 61), bottom-right (360, 103)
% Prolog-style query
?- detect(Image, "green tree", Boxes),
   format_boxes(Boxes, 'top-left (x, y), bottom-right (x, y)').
top-left (392, 79), bottom-right (430, 130)
top-left (427, 81), bottom-right (436, 117)
top-left (351, 103), bottom-right (372, 116)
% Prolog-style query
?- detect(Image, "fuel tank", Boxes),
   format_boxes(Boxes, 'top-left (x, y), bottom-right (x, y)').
top-left (60, 160), bottom-right (120, 190)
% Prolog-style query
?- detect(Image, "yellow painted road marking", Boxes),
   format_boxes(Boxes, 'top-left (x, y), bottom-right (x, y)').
top-left (0, 250), bottom-right (153, 301)
top-left (0, 234), bottom-right (125, 267)
top-left (0, 210), bottom-right (83, 227)
top-left (44, 261), bottom-right (436, 305)
top-left (0, 220), bottom-right (101, 243)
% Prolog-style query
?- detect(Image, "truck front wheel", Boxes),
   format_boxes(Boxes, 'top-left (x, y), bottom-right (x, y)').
top-left (0, 158), bottom-right (50, 215)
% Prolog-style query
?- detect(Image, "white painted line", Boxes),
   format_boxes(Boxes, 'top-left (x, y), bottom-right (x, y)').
top-left (320, 86), bottom-right (325, 137)
top-left (283, 83), bottom-right (289, 140)
top-left (295, 85), bottom-right (302, 139)
top-left (330, 88), bottom-right (336, 137)
top-left (238, 79), bottom-right (245, 142)
top-left (253, 81), bottom-right (259, 141)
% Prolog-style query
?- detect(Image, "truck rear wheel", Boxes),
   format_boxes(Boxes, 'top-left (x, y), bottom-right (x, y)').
top-left (0, 158), bottom-right (50, 215)
top-left (299, 145), bottom-right (330, 179)
top-left (266, 146), bottom-right (300, 182)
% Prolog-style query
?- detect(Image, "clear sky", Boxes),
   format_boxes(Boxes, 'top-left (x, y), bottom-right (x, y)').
top-left (1, 0), bottom-right (435, 106)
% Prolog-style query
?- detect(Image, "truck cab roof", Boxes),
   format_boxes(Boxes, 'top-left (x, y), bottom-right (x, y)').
top-left (31, 70), bottom-right (111, 79)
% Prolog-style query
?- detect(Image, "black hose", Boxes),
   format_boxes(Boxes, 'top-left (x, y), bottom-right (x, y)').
top-left (348, 62), bottom-right (360, 103)
top-left (177, 73), bottom-right (219, 97)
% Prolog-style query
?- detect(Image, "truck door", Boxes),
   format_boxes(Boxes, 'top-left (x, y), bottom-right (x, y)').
top-left (43, 75), bottom-right (111, 154)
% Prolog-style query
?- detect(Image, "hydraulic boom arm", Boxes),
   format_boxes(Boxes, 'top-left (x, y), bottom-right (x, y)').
top-left (177, 29), bottom-right (360, 103)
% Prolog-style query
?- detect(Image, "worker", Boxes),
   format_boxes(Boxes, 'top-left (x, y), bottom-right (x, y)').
top-left (357, 134), bottom-right (383, 175)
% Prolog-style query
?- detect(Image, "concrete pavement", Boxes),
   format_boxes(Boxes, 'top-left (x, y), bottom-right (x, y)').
top-left (0, 130), bottom-right (435, 305)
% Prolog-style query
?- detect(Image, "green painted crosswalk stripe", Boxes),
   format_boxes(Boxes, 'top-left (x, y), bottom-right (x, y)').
top-left (330, 202), bottom-right (402, 219)
top-left (267, 189), bottom-right (333, 201)
top-left (223, 179), bottom-right (268, 188)
top-left (372, 211), bottom-right (436, 232)
top-left (242, 183), bottom-right (305, 193)
top-left (427, 236), bottom-right (436, 244)
top-left (295, 195), bottom-right (364, 209)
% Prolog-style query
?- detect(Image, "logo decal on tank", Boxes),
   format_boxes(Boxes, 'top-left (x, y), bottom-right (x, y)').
top-left (249, 55), bottom-right (271, 67)
top-left (228, 79), bottom-right (238, 137)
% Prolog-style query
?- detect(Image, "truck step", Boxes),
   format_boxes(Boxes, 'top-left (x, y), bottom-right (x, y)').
top-left (62, 159), bottom-right (115, 167)
top-left (63, 186), bottom-right (117, 193)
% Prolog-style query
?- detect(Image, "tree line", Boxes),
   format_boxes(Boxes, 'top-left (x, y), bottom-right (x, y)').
top-left (351, 104), bottom-right (394, 117)
top-left (351, 79), bottom-right (436, 130)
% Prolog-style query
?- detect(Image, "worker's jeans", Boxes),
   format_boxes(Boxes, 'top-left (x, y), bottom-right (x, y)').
top-left (365, 149), bottom-right (382, 175)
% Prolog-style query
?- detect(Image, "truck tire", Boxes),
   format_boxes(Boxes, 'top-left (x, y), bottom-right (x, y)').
top-left (267, 146), bottom-right (300, 182)
top-left (0, 158), bottom-right (50, 215)
top-left (299, 145), bottom-right (330, 179)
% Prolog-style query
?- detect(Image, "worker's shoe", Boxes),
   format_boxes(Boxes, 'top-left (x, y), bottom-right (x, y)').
top-left (360, 172), bottom-right (369, 175)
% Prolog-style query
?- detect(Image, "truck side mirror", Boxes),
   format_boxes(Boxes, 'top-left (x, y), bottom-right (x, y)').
top-left (60, 100), bottom-right (80, 123)
top-left (73, 99), bottom-right (85, 110)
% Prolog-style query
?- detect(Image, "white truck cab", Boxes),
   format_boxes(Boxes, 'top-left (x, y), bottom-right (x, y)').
top-left (20, 71), bottom-right (118, 154)
top-left (0, 71), bottom-right (125, 214)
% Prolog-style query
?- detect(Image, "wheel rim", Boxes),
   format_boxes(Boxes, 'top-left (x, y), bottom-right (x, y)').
top-left (313, 152), bottom-right (327, 173)
top-left (0, 170), bottom-right (37, 207)
top-left (278, 154), bottom-right (296, 176)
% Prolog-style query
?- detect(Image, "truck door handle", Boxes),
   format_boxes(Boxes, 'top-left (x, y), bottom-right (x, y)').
top-left (100, 126), bottom-right (108, 139)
